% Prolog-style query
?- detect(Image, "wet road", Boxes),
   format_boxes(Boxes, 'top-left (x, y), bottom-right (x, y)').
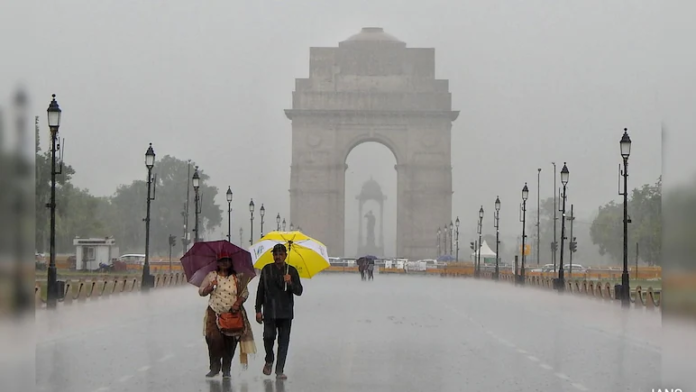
top-left (36, 274), bottom-right (662, 392)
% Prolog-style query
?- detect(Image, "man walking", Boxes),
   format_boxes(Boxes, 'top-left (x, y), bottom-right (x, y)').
top-left (255, 244), bottom-right (303, 379)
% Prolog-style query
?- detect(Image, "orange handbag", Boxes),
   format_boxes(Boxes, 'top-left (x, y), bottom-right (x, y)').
top-left (216, 276), bottom-right (245, 334)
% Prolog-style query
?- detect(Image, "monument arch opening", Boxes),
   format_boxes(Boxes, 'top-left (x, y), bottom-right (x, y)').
top-left (344, 141), bottom-right (397, 258)
top-left (286, 27), bottom-right (459, 259)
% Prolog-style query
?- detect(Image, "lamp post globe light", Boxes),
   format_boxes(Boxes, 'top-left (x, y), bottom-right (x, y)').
top-left (619, 128), bottom-right (632, 307)
top-left (276, 213), bottom-right (281, 231)
top-left (249, 199), bottom-right (255, 245)
top-left (260, 204), bottom-right (266, 237)
top-left (476, 206), bottom-right (483, 277)
top-left (282, 218), bottom-right (286, 231)
top-left (290, 223), bottom-right (294, 232)
top-left (557, 163), bottom-right (570, 291)
top-left (46, 95), bottom-right (62, 308)
top-left (494, 196), bottom-right (501, 280)
top-left (192, 167), bottom-right (201, 243)
top-left (226, 187), bottom-right (233, 241)
top-left (455, 217), bottom-right (460, 262)
top-left (519, 184), bottom-right (529, 285)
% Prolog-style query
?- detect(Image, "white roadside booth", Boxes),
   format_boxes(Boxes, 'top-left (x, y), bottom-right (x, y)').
top-left (472, 240), bottom-right (497, 265)
top-left (73, 237), bottom-right (119, 271)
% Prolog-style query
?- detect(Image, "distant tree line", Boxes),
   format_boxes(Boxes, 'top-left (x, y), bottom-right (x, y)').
top-left (590, 177), bottom-right (662, 265)
top-left (35, 127), bottom-right (222, 255)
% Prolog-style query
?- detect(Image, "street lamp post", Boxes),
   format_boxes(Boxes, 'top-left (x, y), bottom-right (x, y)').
top-left (142, 143), bottom-right (157, 291)
top-left (449, 221), bottom-right (454, 256)
top-left (226, 186), bottom-right (233, 241)
top-left (181, 161), bottom-right (192, 255)
top-left (494, 196), bottom-right (501, 280)
top-left (557, 163), bottom-right (570, 291)
top-left (476, 207), bottom-right (483, 277)
top-left (282, 218), bottom-right (286, 231)
top-left (437, 228), bottom-right (441, 257)
top-left (619, 128), bottom-right (632, 307)
top-left (192, 167), bottom-right (201, 242)
top-left (276, 213), bottom-right (281, 231)
top-left (290, 223), bottom-right (294, 231)
top-left (46, 95), bottom-right (62, 308)
top-left (552, 162), bottom-right (558, 273)
top-left (249, 199), bottom-right (255, 245)
top-left (519, 184), bottom-right (529, 284)
top-left (455, 217), bottom-right (460, 262)
top-left (537, 168), bottom-right (541, 266)
top-left (260, 204), bottom-right (265, 237)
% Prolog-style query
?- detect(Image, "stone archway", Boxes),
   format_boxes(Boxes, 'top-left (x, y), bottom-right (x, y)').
top-left (285, 27), bottom-right (459, 260)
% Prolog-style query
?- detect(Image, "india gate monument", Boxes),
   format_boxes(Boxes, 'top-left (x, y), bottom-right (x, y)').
top-left (285, 27), bottom-right (459, 260)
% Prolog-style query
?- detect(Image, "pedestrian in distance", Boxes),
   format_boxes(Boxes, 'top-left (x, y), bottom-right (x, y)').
top-left (255, 243), bottom-right (303, 380)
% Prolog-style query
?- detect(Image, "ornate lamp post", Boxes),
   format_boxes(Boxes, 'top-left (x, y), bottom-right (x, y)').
top-left (226, 186), bottom-right (233, 241)
top-left (552, 162), bottom-right (558, 272)
top-left (494, 196), bottom-right (501, 280)
top-left (249, 199), bottom-right (255, 245)
top-left (476, 206), bottom-right (484, 277)
top-left (619, 129), bottom-right (632, 307)
top-left (455, 217), bottom-right (460, 261)
top-left (276, 213), bottom-right (281, 231)
top-left (557, 163), bottom-right (570, 291)
top-left (259, 204), bottom-right (265, 237)
top-left (142, 143), bottom-right (157, 291)
top-left (282, 218), bottom-right (286, 231)
top-left (449, 221), bottom-right (454, 256)
top-left (519, 184), bottom-right (529, 284)
top-left (46, 95), bottom-right (62, 308)
top-left (290, 222), bottom-right (294, 231)
top-left (437, 228), bottom-right (441, 257)
top-left (537, 168), bottom-right (541, 266)
top-left (192, 167), bottom-right (201, 242)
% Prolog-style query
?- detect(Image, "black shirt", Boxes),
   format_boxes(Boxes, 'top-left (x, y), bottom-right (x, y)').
top-left (255, 262), bottom-right (303, 320)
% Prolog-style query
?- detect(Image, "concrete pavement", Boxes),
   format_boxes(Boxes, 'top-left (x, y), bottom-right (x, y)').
top-left (36, 274), bottom-right (661, 392)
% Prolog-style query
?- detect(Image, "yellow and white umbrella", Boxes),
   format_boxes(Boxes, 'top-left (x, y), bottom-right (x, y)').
top-left (250, 231), bottom-right (330, 279)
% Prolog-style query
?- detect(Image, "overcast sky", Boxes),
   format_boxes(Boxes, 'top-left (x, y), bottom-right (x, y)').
top-left (2, 0), bottom-right (693, 257)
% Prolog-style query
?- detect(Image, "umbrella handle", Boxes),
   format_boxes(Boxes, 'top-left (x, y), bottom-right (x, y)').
top-left (284, 263), bottom-right (288, 291)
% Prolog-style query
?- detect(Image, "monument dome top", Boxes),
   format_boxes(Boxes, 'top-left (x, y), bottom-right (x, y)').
top-left (357, 177), bottom-right (386, 200)
top-left (340, 27), bottom-right (406, 47)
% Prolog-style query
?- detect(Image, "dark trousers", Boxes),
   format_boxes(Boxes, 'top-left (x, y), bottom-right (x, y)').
top-left (263, 318), bottom-right (292, 373)
top-left (205, 307), bottom-right (238, 373)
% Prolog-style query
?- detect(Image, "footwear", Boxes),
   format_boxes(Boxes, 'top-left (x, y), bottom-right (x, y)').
top-left (205, 370), bottom-right (219, 377)
top-left (276, 373), bottom-right (288, 380)
top-left (222, 371), bottom-right (231, 378)
top-left (263, 363), bottom-right (273, 376)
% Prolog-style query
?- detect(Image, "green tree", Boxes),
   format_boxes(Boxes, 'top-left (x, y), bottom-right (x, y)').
top-left (663, 180), bottom-right (696, 270)
top-left (589, 178), bottom-right (662, 265)
top-left (109, 156), bottom-right (223, 255)
top-left (55, 183), bottom-right (112, 251)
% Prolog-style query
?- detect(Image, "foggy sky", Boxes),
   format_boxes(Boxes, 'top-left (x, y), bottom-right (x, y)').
top-left (3, 0), bottom-right (693, 258)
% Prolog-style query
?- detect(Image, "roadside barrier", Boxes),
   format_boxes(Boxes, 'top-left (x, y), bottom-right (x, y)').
top-left (34, 272), bottom-right (187, 309)
top-left (325, 265), bottom-right (662, 309)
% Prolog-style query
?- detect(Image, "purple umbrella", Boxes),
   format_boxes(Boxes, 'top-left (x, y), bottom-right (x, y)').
top-left (180, 240), bottom-right (256, 287)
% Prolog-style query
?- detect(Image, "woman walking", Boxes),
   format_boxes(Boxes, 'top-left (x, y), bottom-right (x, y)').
top-left (199, 253), bottom-right (256, 378)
